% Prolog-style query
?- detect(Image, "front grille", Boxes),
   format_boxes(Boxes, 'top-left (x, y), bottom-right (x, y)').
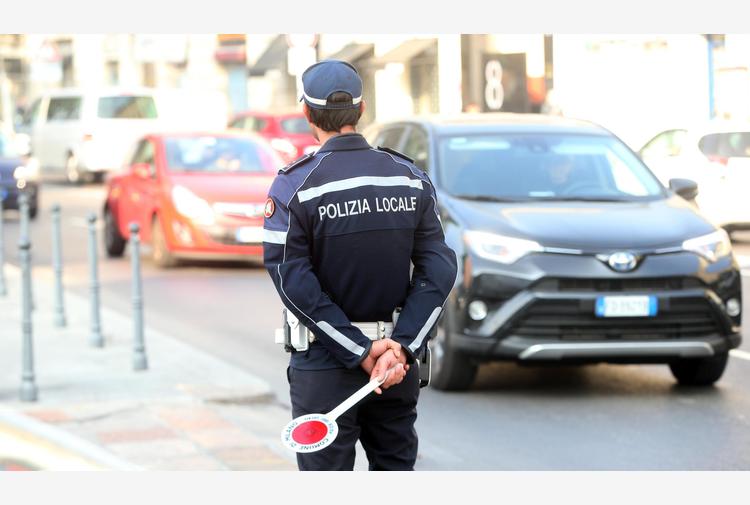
top-left (534, 277), bottom-right (705, 292)
top-left (509, 297), bottom-right (721, 340)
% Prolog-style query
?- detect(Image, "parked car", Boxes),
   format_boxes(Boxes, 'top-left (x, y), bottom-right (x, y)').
top-left (228, 110), bottom-right (318, 163)
top-left (364, 114), bottom-right (743, 390)
top-left (0, 132), bottom-right (40, 218)
top-left (19, 87), bottom-right (168, 184)
top-left (103, 132), bottom-right (283, 266)
top-left (639, 122), bottom-right (750, 235)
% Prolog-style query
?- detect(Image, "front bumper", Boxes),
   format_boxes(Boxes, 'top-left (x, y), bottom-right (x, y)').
top-left (451, 333), bottom-right (741, 362)
top-left (450, 250), bottom-right (743, 363)
top-left (163, 215), bottom-right (265, 261)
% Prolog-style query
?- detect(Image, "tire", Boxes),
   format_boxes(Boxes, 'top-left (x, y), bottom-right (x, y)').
top-left (428, 308), bottom-right (478, 391)
top-left (151, 215), bottom-right (178, 268)
top-left (669, 352), bottom-right (728, 386)
top-left (65, 153), bottom-right (82, 185)
top-left (104, 206), bottom-right (127, 257)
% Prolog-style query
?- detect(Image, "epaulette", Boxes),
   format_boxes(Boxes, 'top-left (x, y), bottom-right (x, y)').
top-left (377, 146), bottom-right (414, 164)
top-left (278, 152), bottom-right (315, 174)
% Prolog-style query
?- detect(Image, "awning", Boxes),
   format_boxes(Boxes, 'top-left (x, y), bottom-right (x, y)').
top-left (326, 43), bottom-right (374, 64)
top-left (373, 38), bottom-right (437, 66)
top-left (248, 35), bottom-right (288, 77)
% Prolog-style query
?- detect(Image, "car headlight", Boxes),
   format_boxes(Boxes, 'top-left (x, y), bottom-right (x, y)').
top-left (464, 230), bottom-right (543, 264)
top-left (171, 185), bottom-right (215, 226)
top-left (13, 158), bottom-right (40, 181)
top-left (270, 138), bottom-right (298, 157)
top-left (682, 229), bottom-right (732, 262)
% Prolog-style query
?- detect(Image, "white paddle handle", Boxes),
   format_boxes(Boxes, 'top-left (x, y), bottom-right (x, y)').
top-left (326, 366), bottom-right (398, 421)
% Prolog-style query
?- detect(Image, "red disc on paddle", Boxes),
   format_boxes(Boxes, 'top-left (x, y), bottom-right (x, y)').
top-left (291, 420), bottom-right (329, 445)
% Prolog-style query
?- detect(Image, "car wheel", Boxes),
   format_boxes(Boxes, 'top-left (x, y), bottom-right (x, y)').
top-left (429, 308), bottom-right (478, 391)
top-left (151, 215), bottom-right (178, 268)
top-left (65, 153), bottom-right (82, 185)
top-left (104, 207), bottom-right (127, 257)
top-left (669, 352), bottom-right (728, 386)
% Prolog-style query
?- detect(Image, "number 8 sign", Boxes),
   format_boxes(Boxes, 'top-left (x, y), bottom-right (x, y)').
top-left (484, 59), bottom-right (504, 111)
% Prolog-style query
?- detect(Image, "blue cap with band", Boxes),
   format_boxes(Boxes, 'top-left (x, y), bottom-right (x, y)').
top-left (300, 59), bottom-right (363, 110)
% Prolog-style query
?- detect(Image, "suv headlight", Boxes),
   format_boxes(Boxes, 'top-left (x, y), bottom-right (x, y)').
top-left (464, 230), bottom-right (543, 264)
top-left (171, 185), bottom-right (215, 226)
top-left (682, 229), bottom-right (732, 262)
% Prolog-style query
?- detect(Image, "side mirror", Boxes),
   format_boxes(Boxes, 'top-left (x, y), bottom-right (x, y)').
top-left (132, 162), bottom-right (153, 180)
top-left (669, 178), bottom-right (698, 201)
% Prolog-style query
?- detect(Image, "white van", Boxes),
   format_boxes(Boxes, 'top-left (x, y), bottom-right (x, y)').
top-left (21, 88), bottom-right (165, 183)
top-left (20, 87), bottom-right (230, 184)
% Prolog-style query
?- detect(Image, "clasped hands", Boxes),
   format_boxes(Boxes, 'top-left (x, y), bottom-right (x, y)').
top-left (360, 338), bottom-right (410, 394)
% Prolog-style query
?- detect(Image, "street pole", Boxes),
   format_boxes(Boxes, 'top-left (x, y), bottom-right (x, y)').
top-left (129, 223), bottom-right (148, 371)
top-left (0, 197), bottom-right (7, 297)
top-left (707, 36), bottom-right (716, 120)
top-left (19, 189), bottom-right (33, 310)
top-left (51, 204), bottom-right (66, 327)
top-left (87, 213), bottom-right (103, 347)
top-left (18, 193), bottom-right (37, 402)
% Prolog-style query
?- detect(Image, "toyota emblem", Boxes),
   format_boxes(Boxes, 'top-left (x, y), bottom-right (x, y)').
top-left (607, 252), bottom-right (638, 272)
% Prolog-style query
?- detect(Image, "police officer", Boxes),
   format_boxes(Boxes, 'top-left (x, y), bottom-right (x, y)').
top-left (263, 59), bottom-right (457, 471)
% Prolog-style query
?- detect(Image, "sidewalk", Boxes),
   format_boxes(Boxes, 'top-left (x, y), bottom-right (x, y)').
top-left (0, 262), bottom-right (296, 470)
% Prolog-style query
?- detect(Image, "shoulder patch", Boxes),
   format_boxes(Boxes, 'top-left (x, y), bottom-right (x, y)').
top-left (377, 146), bottom-right (414, 164)
top-left (279, 152), bottom-right (315, 174)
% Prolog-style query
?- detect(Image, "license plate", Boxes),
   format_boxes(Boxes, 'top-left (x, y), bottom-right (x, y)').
top-left (595, 295), bottom-right (658, 318)
top-left (235, 226), bottom-right (264, 244)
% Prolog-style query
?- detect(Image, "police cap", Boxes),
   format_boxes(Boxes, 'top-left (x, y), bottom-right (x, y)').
top-left (300, 59), bottom-right (363, 110)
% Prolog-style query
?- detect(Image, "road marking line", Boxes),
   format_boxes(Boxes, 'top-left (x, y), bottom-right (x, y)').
top-left (730, 349), bottom-right (750, 361)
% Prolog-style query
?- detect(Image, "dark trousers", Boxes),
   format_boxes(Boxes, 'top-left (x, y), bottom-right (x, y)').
top-left (288, 365), bottom-right (420, 471)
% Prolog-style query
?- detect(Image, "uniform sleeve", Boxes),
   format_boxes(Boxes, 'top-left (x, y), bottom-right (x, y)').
top-left (391, 176), bottom-right (458, 362)
top-left (263, 175), bottom-right (373, 369)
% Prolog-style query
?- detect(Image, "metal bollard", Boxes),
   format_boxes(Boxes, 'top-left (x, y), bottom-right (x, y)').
top-left (51, 204), bottom-right (66, 327)
top-left (0, 197), bottom-right (6, 297)
top-left (87, 213), bottom-right (104, 347)
top-left (19, 193), bottom-right (33, 310)
top-left (129, 223), bottom-right (148, 371)
top-left (18, 193), bottom-right (38, 402)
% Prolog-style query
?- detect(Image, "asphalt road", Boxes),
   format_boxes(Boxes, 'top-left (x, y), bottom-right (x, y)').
top-left (2, 182), bottom-right (750, 469)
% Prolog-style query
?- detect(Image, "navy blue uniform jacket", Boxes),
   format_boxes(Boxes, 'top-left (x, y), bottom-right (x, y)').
top-left (263, 133), bottom-right (458, 370)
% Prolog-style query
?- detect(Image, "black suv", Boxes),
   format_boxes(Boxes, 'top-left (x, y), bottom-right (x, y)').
top-left (364, 114), bottom-right (742, 391)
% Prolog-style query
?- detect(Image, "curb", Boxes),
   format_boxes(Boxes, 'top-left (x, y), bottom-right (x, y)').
top-left (0, 408), bottom-right (140, 470)
top-left (2, 262), bottom-right (273, 403)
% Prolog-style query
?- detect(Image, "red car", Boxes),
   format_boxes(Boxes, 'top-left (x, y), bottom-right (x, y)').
top-left (103, 132), bottom-right (284, 267)
top-left (228, 110), bottom-right (318, 163)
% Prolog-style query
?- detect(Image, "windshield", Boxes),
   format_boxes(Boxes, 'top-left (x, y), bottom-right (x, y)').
top-left (280, 116), bottom-right (311, 134)
top-left (699, 131), bottom-right (750, 158)
top-left (438, 133), bottom-right (665, 201)
top-left (164, 136), bottom-right (283, 173)
top-left (98, 96), bottom-right (157, 119)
